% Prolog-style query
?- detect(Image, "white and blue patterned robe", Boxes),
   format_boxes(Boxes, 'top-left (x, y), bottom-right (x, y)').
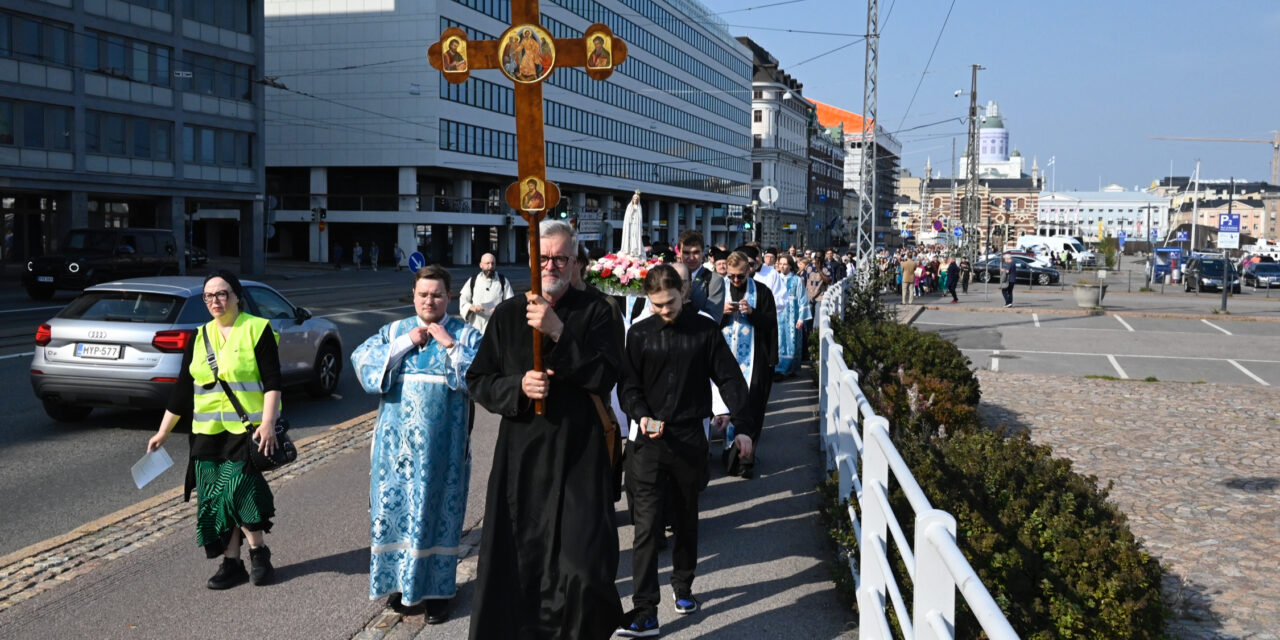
top-left (775, 273), bottom-right (812, 376)
top-left (351, 314), bottom-right (481, 606)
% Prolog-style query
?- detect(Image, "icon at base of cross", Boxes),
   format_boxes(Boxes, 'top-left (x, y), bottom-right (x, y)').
top-left (428, 0), bottom-right (628, 414)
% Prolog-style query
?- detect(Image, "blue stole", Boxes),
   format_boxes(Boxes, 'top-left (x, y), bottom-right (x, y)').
top-left (723, 278), bottom-right (758, 387)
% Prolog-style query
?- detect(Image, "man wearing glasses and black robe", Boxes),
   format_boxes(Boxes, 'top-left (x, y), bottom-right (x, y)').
top-left (466, 219), bottom-right (624, 639)
top-left (715, 250), bottom-right (777, 479)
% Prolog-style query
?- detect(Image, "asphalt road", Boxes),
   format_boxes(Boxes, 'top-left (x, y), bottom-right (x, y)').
top-left (0, 265), bottom-right (528, 559)
top-left (914, 309), bottom-right (1280, 386)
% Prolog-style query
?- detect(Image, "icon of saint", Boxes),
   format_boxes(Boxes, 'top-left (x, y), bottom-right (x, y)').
top-left (443, 38), bottom-right (467, 72)
top-left (522, 178), bottom-right (545, 211)
top-left (586, 35), bottom-right (610, 69)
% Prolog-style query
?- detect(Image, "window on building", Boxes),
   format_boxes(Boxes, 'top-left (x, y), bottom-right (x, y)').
top-left (199, 128), bottom-right (215, 164)
top-left (104, 114), bottom-right (125, 155)
top-left (21, 103), bottom-right (43, 148)
top-left (753, 109), bottom-right (761, 123)
top-left (752, 162), bottom-right (761, 180)
top-left (0, 101), bottom-right (12, 145)
top-left (753, 134), bottom-right (761, 148)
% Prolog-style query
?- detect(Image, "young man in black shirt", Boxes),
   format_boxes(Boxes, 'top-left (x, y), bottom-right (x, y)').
top-left (616, 264), bottom-right (755, 638)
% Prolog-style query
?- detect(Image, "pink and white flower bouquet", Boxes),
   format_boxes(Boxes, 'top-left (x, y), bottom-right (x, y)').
top-left (584, 253), bottom-right (663, 296)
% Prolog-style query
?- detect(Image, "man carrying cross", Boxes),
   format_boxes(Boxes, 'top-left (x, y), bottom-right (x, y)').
top-left (466, 220), bottom-right (624, 639)
top-left (429, 3), bottom-right (630, 636)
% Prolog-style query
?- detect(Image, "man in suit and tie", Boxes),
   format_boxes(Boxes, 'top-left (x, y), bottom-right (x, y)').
top-left (678, 230), bottom-right (725, 324)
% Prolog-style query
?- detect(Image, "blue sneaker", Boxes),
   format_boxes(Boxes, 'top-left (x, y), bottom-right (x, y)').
top-left (616, 610), bottom-right (660, 637)
top-left (673, 592), bottom-right (700, 615)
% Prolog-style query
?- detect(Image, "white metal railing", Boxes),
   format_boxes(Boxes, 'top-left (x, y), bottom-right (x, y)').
top-left (817, 277), bottom-right (1020, 640)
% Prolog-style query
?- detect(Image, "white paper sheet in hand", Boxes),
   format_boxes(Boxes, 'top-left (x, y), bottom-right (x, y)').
top-left (131, 447), bottom-right (174, 489)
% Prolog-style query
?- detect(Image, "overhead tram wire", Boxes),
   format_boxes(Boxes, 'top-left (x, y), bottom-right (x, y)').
top-left (262, 107), bottom-right (435, 144)
top-left (268, 56), bottom-right (423, 78)
top-left (789, 38), bottom-right (866, 69)
top-left (714, 0), bottom-right (813, 15)
top-left (895, 0), bottom-right (957, 133)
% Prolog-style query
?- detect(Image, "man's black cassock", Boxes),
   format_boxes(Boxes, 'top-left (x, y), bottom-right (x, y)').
top-left (466, 287), bottom-right (623, 640)
top-left (724, 281), bottom-right (778, 442)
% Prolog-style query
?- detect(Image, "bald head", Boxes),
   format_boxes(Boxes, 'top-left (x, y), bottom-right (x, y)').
top-left (479, 253), bottom-right (496, 276)
top-left (671, 262), bottom-right (692, 301)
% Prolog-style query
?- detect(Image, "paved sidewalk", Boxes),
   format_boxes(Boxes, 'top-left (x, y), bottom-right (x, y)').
top-left (977, 371), bottom-right (1280, 640)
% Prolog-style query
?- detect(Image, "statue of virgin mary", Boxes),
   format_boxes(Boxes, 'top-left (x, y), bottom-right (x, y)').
top-left (619, 190), bottom-right (644, 258)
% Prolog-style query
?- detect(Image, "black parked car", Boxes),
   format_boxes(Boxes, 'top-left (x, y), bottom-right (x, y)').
top-left (1241, 262), bottom-right (1280, 288)
top-left (22, 228), bottom-right (179, 300)
top-left (974, 256), bottom-right (1061, 286)
top-left (1183, 257), bottom-right (1241, 293)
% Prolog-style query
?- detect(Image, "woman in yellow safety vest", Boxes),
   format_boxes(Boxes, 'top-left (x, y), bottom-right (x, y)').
top-left (147, 270), bottom-right (283, 590)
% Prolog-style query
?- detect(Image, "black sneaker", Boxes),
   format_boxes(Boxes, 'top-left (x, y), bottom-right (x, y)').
top-left (248, 545), bottom-right (274, 586)
top-left (616, 609), bottom-right (660, 637)
top-left (673, 592), bottom-right (700, 615)
top-left (207, 557), bottom-right (248, 590)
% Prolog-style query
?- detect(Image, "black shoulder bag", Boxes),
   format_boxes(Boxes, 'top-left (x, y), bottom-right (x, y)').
top-left (202, 328), bottom-right (296, 471)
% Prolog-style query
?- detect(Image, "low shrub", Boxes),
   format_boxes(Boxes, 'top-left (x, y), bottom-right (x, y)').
top-left (819, 276), bottom-right (1166, 638)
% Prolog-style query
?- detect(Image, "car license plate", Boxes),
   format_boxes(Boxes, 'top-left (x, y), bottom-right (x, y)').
top-left (37, 276), bottom-right (54, 283)
top-left (76, 343), bottom-right (122, 359)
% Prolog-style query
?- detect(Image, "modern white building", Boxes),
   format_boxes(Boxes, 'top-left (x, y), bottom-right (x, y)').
top-left (1038, 185), bottom-right (1170, 243)
top-left (1, 0), bottom-right (267, 273)
top-left (263, 0), bottom-right (752, 266)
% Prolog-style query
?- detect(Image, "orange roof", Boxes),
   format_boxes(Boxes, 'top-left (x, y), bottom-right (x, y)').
top-left (811, 99), bottom-right (871, 131)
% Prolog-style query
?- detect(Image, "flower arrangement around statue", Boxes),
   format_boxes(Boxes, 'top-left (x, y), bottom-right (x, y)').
top-left (585, 253), bottom-right (663, 296)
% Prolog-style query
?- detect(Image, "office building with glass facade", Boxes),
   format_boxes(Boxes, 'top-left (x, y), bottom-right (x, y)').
top-left (264, 0), bottom-right (751, 266)
top-left (0, 0), bottom-right (267, 274)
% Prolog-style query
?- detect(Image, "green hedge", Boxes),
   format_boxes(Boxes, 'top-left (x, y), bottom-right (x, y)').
top-left (817, 277), bottom-right (1166, 638)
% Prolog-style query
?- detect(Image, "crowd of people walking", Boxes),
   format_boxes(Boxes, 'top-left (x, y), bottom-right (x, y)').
top-left (149, 223), bottom-right (868, 639)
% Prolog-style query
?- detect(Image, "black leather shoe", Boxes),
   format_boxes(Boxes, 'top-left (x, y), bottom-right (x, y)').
top-left (425, 598), bottom-right (451, 624)
top-left (207, 557), bottom-right (248, 590)
top-left (248, 545), bottom-right (274, 586)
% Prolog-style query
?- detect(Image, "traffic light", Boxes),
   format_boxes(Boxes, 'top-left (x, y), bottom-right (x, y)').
top-left (310, 207), bottom-right (327, 222)
top-left (742, 205), bottom-right (754, 230)
top-left (559, 209), bottom-right (568, 219)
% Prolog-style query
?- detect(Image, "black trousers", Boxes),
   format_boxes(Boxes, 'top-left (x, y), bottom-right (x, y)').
top-left (1001, 285), bottom-right (1013, 305)
top-left (948, 285), bottom-right (958, 301)
top-left (624, 428), bottom-right (706, 616)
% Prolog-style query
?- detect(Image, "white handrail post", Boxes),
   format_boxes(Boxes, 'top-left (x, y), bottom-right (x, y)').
top-left (858, 416), bottom-right (891, 637)
top-left (914, 510), bottom-right (958, 640)
top-left (819, 320), bottom-right (832, 456)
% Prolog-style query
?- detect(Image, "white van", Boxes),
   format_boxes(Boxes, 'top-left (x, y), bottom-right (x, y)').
top-left (1016, 235), bottom-right (1096, 266)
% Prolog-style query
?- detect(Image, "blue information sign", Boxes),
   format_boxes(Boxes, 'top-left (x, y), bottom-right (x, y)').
top-left (1218, 213), bottom-right (1241, 233)
top-left (1176, 230), bottom-right (1189, 242)
top-left (1150, 228), bottom-right (1159, 240)
top-left (408, 251), bottom-right (426, 272)
top-left (1118, 230), bottom-right (1126, 247)
top-left (953, 226), bottom-right (963, 238)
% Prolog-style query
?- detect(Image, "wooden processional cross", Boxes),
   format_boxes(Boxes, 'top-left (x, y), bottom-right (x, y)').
top-left (429, 2), bottom-right (627, 414)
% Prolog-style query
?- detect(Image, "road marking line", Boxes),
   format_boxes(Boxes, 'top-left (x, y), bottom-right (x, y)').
top-left (1115, 315), bottom-right (1135, 332)
top-left (1201, 319), bottom-right (1232, 335)
top-left (1106, 354), bottom-right (1129, 379)
top-left (319, 304), bottom-right (413, 319)
top-left (1228, 360), bottom-right (1270, 386)
top-left (1032, 313), bottom-right (1040, 328)
top-left (990, 350), bottom-right (1000, 372)
top-left (959, 347), bottom-right (1280, 364)
top-left (0, 351), bottom-right (33, 361)
top-left (0, 305), bottom-right (63, 315)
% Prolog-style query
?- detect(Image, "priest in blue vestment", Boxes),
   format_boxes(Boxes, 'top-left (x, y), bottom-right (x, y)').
top-left (352, 265), bottom-right (481, 623)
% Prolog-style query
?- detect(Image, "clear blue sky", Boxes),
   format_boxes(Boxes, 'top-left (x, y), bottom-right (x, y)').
top-left (698, 0), bottom-right (1280, 190)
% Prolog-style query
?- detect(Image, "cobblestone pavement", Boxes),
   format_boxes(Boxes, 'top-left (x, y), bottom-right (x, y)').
top-left (976, 371), bottom-right (1280, 640)
top-left (0, 415), bottom-right (377, 614)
